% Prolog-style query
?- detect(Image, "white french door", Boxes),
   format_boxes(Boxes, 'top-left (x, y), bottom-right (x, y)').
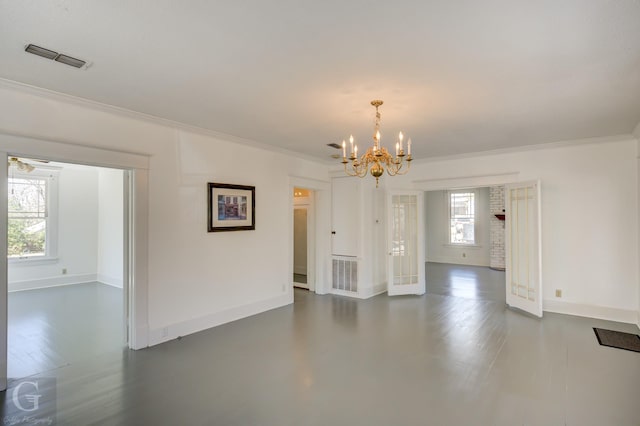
top-left (505, 180), bottom-right (542, 317)
top-left (387, 190), bottom-right (425, 296)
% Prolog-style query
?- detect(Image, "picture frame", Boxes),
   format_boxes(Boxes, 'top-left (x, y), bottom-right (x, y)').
top-left (207, 183), bottom-right (255, 232)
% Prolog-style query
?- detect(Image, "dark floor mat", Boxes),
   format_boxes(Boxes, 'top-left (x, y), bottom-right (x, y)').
top-left (593, 328), bottom-right (640, 353)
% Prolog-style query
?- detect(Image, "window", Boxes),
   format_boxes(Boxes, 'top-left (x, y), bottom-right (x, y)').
top-left (449, 190), bottom-right (476, 245)
top-left (8, 170), bottom-right (58, 260)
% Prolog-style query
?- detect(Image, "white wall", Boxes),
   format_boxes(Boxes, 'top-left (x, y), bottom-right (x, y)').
top-left (97, 168), bottom-right (124, 288)
top-left (386, 137), bottom-right (639, 323)
top-left (8, 166), bottom-right (99, 290)
top-left (330, 176), bottom-right (386, 298)
top-left (0, 81), bottom-right (330, 345)
top-left (425, 188), bottom-right (490, 267)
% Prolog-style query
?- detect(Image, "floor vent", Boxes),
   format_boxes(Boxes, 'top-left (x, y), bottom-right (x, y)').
top-left (332, 257), bottom-right (357, 292)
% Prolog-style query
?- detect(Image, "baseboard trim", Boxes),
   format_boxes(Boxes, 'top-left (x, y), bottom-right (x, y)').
top-left (427, 259), bottom-right (491, 268)
top-left (148, 293), bottom-right (291, 347)
top-left (359, 283), bottom-right (387, 299)
top-left (330, 283), bottom-right (387, 299)
top-left (97, 273), bottom-right (123, 288)
top-left (131, 324), bottom-right (149, 350)
top-left (8, 273), bottom-right (98, 292)
top-left (543, 299), bottom-right (637, 324)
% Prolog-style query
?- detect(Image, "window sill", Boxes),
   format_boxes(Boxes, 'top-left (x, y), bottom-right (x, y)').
top-left (444, 243), bottom-right (482, 249)
top-left (8, 256), bottom-right (59, 266)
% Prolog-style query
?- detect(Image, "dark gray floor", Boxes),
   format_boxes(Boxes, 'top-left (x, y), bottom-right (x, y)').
top-left (426, 261), bottom-right (506, 302)
top-left (2, 272), bottom-right (640, 425)
top-left (7, 282), bottom-right (124, 378)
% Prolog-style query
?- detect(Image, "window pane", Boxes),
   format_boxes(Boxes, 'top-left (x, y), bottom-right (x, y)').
top-left (8, 218), bottom-right (46, 257)
top-left (450, 192), bottom-right (475, 244)
top-left (8, 176), bottom-right (48, 257)
top-left (8, 177), bottom-right (47, 218)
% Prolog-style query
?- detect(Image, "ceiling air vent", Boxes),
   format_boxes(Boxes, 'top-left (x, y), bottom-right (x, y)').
top-left (54, 54), bottom-right (86, 68)
top-left (24, 43), bottom-right (87, 69)
top-left (25, 44), bottom-right (58, 60)
top-left (327, 143), bottom-right (341, 149)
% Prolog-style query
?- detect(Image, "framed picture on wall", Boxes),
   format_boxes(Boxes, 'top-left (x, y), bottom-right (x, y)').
top-left (207, 183), bottom-right (255, 232)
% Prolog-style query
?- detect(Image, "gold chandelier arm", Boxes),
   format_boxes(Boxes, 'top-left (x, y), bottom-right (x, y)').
top-left (385, 157), bottom-right (412, 176)
top-left (343, 157), bottom-right (369, 178)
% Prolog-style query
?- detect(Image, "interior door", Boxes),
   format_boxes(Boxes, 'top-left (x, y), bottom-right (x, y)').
top-left (0, 154), bottom-right (7, 391)
top-left (505, 180), bottom-right (542, 317)
top-left (387, 190), bottom-right (425, 296)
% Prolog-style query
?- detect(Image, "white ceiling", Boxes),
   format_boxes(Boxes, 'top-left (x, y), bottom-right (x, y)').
top-left (1, 1), bottom-right (639, 161)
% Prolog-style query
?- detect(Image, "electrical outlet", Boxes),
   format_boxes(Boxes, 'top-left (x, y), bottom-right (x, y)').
top-left (62, 268), bottom-right (67, 275)
top-left (462, 253), bottom-right (466, 258)
top-left (161, 327), bottom-right (169, 338)
top-left (555, 289), bottom-right (562, 298)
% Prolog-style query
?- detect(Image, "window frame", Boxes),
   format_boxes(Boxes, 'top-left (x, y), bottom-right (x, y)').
top-left (447, 189), bottom-right (478, 246)
top-left (8, 168), bottom-right (59, 264)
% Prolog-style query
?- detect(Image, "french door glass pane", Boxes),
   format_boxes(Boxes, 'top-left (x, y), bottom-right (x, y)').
top-left (392, 194), bottom-right (418, 285)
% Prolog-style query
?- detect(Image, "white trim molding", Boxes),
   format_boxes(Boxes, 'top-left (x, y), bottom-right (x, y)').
top-left (97, 273), bottom-right (124, 288)
top-left (148, 293), bottom-right (290, 346)
top-left (544, 299), bottom-right (638, 325)
top-left (413, 172), bottom-right (520, 191)
top-left (0, 78), bottom-right (327, 165)
top-left (8, 273), bottom-right (97, 292)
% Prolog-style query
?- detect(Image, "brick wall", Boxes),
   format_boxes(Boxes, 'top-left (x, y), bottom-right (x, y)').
top-left (489, 186), bottom-right (505, 270)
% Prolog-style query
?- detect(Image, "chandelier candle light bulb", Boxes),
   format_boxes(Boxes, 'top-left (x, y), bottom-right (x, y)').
top-left (339, 100), bottom-right (413, 187)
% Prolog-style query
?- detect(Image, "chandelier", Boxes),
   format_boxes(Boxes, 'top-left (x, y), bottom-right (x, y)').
top-left (340, 100), bottom-right (412, 187)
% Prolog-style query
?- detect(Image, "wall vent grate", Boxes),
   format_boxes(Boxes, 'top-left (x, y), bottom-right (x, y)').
top-left (332, 257), bottom-right (357, 292)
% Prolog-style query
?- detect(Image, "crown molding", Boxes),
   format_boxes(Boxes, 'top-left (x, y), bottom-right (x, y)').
top-left (2, 78), bottom-right (634, 167)
top-left (410, 133), bottom-right (635, 165)
top-left (0, 78), bottom-right (327, 166)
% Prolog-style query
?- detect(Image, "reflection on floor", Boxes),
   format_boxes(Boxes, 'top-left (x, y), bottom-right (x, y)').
top-left (426, 262), bottom-right (506, 302)
top-left (293, 273), bottom-right (307, 284)
top-left (8, 282), bottom-right (124, 379)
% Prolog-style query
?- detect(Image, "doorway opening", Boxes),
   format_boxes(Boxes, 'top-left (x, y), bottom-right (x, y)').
top-left (417, 177), bottom-right (542, 317)
top-left (293, 187), bottom-right (314, 291)
top-left (6, 158), bottom-right (127, 379)
top-left (424, 186), bottom-right (506, 302)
